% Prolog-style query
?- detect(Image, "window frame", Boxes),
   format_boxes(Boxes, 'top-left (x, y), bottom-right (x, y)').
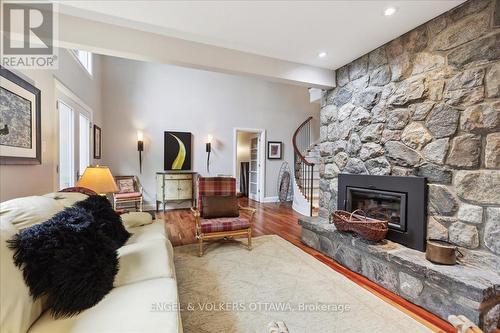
top-left (70, 49), bottom-right (93, 77)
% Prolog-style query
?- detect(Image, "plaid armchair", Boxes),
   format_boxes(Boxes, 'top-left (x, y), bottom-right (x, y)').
top-left (191, 177), bottom-right (256, 256)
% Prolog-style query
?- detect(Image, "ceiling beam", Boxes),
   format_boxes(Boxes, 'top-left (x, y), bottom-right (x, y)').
top-left (57, 13), bottom-right (335, 89)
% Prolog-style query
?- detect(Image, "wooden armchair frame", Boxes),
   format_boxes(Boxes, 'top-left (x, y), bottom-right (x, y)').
top-left (191, 204), bottom-right (256, 257)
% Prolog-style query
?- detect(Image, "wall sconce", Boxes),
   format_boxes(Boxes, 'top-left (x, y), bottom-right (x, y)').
top-left (137, 131), bottom-right (144, 173)
top-left (206, 134), bottom-right (212, 173)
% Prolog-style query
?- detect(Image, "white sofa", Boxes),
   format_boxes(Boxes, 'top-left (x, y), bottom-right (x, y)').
top-left (0, 192), bottom-right (182, 333)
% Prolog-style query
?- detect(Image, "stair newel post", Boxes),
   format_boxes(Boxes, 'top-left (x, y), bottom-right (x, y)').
top-left (310, 164), bottom-right (314, 216)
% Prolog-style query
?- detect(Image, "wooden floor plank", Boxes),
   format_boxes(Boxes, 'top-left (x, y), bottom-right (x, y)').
top-left (156, 198), bottom-right (455, 333)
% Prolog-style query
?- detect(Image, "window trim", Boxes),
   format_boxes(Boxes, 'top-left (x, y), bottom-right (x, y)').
top-left (69, 49), bottom-right (93, 77)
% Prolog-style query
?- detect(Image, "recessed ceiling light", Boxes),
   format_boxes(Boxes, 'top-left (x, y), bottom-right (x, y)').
top-left (384, 7), bottom-right (396, 16)
top-left (318, 52), bottom-right (327, 58)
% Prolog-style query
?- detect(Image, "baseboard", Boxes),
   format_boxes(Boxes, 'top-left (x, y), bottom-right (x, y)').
top-left (262, 196), bottom-right (279, 203)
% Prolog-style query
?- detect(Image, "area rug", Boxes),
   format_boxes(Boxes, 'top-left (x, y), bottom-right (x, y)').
top-left (174, 235), bottom-right (433, 333)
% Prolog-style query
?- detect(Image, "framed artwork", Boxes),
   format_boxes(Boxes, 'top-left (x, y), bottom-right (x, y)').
top-left (0, 67), bottom-right (41, 165)
top-left (93, 124), bottom-right (101, 159)
top-left (164, 131), bottom-right (192, 170)
top-left (268, 141), bottom-right (283, 160)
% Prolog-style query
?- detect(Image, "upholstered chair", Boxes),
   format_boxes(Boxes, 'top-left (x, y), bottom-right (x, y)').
top-left (113, 176), bottom-right (144, 212)
top-left (191, 177), bottom-right (256, 256)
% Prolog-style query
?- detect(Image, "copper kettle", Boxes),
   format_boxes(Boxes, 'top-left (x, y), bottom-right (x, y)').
top-left (426, 239), bottom-right (464, 265)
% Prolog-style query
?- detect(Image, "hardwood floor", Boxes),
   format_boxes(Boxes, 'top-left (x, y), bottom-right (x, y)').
top-left (156, 198), bottom-right (455, 333)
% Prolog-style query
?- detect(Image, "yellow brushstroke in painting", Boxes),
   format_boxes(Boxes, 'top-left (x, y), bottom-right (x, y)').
top-left (169, 134), bottom-right (186, 169)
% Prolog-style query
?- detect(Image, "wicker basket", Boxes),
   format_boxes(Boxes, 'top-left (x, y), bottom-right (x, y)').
top-left (332, 209), bottom-right (389, 242)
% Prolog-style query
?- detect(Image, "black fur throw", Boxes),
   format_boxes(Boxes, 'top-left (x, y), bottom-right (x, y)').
top-left (74, 195), bottom-right (131, 249)
top-left (8, 207), bottom-right (119, 318)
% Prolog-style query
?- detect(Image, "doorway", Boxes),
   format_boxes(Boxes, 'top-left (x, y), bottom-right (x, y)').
top-left (56, 81), bottom-right (93, 190)
top-left (234, 129), bottom-right (266, 202)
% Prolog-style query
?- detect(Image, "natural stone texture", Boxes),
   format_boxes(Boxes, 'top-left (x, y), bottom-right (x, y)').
top-left (381, 129), bottom-right (402, 143)
top-left (427, 15), bottom-right (447, 36)
top-left (386, 109), bottom-right (410, 130)
top-left (344, 158), bottom-right (368, 174)
top-left (328, 120), bottom-right (351, 141)
top-left (359, 143), bottom-right (384, 161)
top-left (399, 272), bottom-right (424, 299)
top-left (427, 79), bottom-right (445, 101)
top-left (384, 141), bottom-right (422, 167)
top-left (455, 170), bottom-right (500, 205)
top-left (350, 107), bottom-right (372, 130)
top-left (485, 132), bottom-right (500, 168)
top-left (484, 304), bottom-right (500, 333)
top-left (302, 228), bottom-right (320, 249)
top-left (320, 141), bottom-right (348, 156)
top-left (360, 123), bottom-right (383, 143)
top-left (370, 65), bottom-right (391, 86)
top-left (349, 56), bottom-right (368, 81)
top-left (429, 184), bottom-right (459, 216)
top-left (346, 133), bottom-right (362, 155)
top-left (416, 163), bottom-right (452, 184)
top-left (449, 222), bottom-right (479, 249)
top-left (484, 208), bottom-right (500, 254)
top-left (412, 52), bottom-right (445, 74)
top-left (461, 102), bottom-right (500, 134)
top-left (365, 157), bottom-right (391, 175)
top-left (485, 63), bottom-right (500, 98)
top-left (334, 152), bottom-right (349, 169)
top-left (425, 104), bottom-right (460, 138)
top-left (448, 0), bottom-right (490, 22)
top-left (411, 102), bottom-right (435, 121)
top-left (446, 134), bottom-right (481, 168)
top-left (429, 10), bottom-right (490, 51)
top-left (336, 66), bottom-right (350, 87)
top-left (386, 37), bottom-right (404, 58)
top-left (351, 75), bottom-right (369, 90)
top-left (320, 126), bottom-right (328, 142)
top-left (421, 138), bottom-right (449, 165)
top-left (389, 53), bottom-right (412, 81)
top-left (403, 26), bottom-right (428, 53)
top-left (448, 32), bottom-right (500, 68)
top-left (362, 259), bottom-right (398, 291)
top-left (446, 68), bottom-right (485, 91)
top-left (427, 216), bottom-right (449, 241)
top-left (368, 47), bottom-right (388, 70)
top-left (391, 166), bottom-right (413, 176)
top-left (388, 77), bottom-right (426, 106)
top-left (401, 122), bottom-right (433, 150)
top-left (371, 104), bottom-right (387, 123)
top-left (338, 103), bottom-right (355, 121)
top-left (353, 87), bottom-right (381, 109)
top-left (320, 104), bottom-right (338, 125)
top-left (323, 163), bottom-right (340, 179)
top-left (332, 86), bottom-right (353, 107)
top-left (458, 204), bottom-right (484, 225)
top-left (444, 86), bottom-right (484, 106)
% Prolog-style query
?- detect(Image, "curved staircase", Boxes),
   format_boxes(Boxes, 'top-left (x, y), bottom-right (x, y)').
top-left (292, 117), bottom-right (320, 217)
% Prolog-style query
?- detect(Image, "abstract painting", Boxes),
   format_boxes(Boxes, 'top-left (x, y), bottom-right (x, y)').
top-left (164, 131), bottom-right (192, 170)
top-left (0, 67), bottom-right (41, 164)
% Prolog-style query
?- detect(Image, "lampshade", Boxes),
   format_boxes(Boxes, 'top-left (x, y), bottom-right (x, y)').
top-left (76, 166), bottom-right (118, 194)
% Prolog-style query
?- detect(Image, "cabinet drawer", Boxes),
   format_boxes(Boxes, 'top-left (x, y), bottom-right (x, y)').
top-left (163, 174), bottom-right (193, 180)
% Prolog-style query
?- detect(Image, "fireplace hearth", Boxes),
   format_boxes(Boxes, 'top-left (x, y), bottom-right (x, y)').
top-left (338, 174), bottom-right (427, 251)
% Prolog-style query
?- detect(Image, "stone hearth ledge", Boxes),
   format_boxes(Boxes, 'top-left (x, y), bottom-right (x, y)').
top-left (299, 217), bottom-right (500, 332)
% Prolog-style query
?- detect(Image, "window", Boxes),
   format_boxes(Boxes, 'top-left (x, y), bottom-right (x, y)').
top-left (72, 49), bottom-right (93, 75)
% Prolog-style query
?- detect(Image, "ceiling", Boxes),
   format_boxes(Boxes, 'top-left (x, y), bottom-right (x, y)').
top-left (57, 1), bottom-right (464, 70)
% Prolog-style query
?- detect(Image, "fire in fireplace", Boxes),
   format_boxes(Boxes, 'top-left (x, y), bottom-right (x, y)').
top-left (338, 174), bottom-right (427, 251)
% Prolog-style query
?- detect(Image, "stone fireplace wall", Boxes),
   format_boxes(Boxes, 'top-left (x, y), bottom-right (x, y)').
top-left (319, 0), bottom-right (500, 256)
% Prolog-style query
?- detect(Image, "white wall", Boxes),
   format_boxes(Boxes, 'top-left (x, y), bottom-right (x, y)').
top-left (101, 56), bottom-right (319, 206)
top-left (0, 49), bottom-right (104, 201)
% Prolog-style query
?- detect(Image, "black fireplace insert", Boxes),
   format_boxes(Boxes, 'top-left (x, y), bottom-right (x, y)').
top-left (338, 174), bottom-right (427, 251)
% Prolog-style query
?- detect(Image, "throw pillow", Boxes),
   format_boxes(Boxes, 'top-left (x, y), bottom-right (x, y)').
top-left (117, 179), bottom-right (135, 193)
top-left (202, 195), bottom-right (239, 219)
top-left (8, 207), bottom-right (118, 318)
top-left (74, 195), bottom-right (131, 249)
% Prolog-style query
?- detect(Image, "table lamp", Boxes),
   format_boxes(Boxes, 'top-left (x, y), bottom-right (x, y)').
top-left (77, 165), bottom-right (118, 195)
